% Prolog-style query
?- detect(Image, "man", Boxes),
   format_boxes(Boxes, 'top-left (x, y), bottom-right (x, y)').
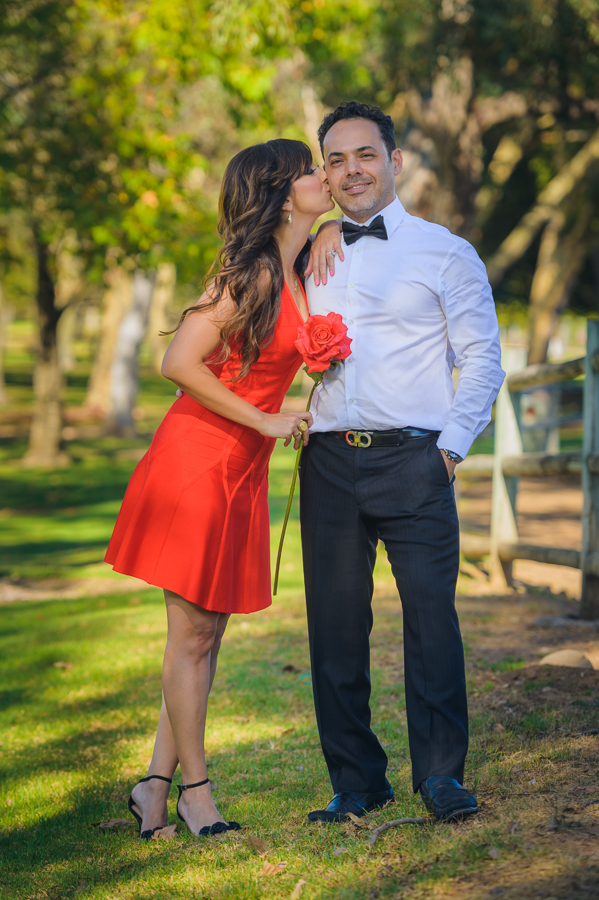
top-left (300, 101), bottom-right (504, 824)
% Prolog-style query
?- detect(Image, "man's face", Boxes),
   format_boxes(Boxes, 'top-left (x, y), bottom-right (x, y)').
top-left (322, 118), bottom-right (402, 223)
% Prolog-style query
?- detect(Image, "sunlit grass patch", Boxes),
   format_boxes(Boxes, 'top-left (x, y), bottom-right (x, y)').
top-left (489, 656), bottom-right (526, 673)
top-left (2, 587), bottom-right (599, 899)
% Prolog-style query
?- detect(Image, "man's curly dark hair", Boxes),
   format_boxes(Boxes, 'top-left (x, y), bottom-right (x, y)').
top-left (317, 101), bottom-right (396, 158)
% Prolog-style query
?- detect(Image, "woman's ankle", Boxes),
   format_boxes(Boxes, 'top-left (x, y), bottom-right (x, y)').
top-left (179, 788), bottom-right (225, 825)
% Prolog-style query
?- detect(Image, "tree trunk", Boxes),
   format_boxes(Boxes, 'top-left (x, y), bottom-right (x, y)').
top-left (85, 265), bottom-right (132, 413)
top-left (527, 203), bottom-right (592, 365)
top-left (106, 270), bottom-right (155, 436)
top-left (57, 303), bottom-right (78, 373)
top-left (523, 203), bottom-right (591, 453)
top-left (0, 280), bottom-right (8, 405)
top-left (406, 61), bottom-right (528, 238)
top-left (55, 229), bottom-right (85, 373)
top-left (147, 261), bottom-right (176, 374)
top-left (301, 83), bottom-right (323, 161)
top-left (22, 233), bottom-right (69, 468)
top-left (406, 59), bottom-right (475, 236)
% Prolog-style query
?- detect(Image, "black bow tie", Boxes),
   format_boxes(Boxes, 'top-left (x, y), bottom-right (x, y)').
top-left (342, 215), bottom-right (388, 246)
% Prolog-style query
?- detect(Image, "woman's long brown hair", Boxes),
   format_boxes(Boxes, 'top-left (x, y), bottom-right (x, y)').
top-left (165, 139), bottom-right (313, 380)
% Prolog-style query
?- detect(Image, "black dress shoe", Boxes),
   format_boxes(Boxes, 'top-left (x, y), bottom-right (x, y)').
top-left (419, 776), bottom-right (478, 822)
top-left (308, 788), bottom-right (394, 823)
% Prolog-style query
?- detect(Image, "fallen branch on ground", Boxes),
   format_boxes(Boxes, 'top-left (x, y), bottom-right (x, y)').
top-left (368, 817), bottom-right (430, 847)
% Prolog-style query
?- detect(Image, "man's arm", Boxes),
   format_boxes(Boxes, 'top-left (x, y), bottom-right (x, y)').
top-left (437, 241), bottom-right (505, 462)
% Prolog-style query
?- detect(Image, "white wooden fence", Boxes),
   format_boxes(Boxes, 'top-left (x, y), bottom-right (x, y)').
top-left (458, 319), bottom-right (599, 620)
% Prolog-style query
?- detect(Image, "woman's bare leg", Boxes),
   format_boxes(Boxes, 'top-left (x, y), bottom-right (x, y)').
top-left (208, 610), bottom-right (228, 689)
top-left (129, 591), bottom-right (229, 833)
top-left (161, 590), bottom-right (230, 833)
top-left (129, 695), bottom-right (178, 833)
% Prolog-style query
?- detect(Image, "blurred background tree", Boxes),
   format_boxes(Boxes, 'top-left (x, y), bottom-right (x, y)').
top-left (1, 0), bottom-right (598, 466)
top-left (292, 0), bottom-right (599, 363)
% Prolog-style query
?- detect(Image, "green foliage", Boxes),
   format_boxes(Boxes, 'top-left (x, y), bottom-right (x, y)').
top-left (489, 656), bottom-right (526, 673)
top-left (1, 1), bottom-right (599, 323)
top-left (0, 0), bottom-right (302, 283)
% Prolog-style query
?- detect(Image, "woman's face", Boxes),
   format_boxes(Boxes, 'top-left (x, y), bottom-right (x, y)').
top-left (290, 164), bottom-right (334, 218)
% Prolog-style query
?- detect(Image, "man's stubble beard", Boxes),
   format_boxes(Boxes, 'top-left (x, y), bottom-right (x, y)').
top-left (330, 174), bottom-right (395, 221)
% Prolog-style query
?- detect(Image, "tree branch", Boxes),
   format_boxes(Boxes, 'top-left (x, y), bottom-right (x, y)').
top-left (474, 92), bottom-right (528, 131)
top-left (486, 126), bottom-right (599, 286)
top-left (368, 817), bottom-right (431, 847)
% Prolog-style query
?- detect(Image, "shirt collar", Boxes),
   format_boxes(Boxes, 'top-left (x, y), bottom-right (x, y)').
top-left (342, 195), bottom-right (405, 239)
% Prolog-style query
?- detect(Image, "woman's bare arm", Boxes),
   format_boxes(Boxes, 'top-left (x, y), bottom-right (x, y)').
top-left (161, 292), bottom-right (312, 447)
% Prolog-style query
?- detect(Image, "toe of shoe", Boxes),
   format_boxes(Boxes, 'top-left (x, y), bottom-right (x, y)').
top-left (307, 809), bottom-right (327, 822)
top-left (308, 811), bottom-right (336, 823)
top-left (440, 804), bottom-right (479, 822)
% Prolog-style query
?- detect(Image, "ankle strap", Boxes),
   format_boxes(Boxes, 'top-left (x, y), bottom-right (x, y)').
top-left (177, 777), bottom-right (210, 796)
top-left (139, 775), bottom-right (173, 785)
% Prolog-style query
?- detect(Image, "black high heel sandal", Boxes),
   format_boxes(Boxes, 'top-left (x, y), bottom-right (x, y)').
top-left (128, 774), bottom-right (173, 840)
top-left (176, 778), bottom-right (241, 837)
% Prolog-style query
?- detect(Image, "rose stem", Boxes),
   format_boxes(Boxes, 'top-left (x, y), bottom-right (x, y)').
top-left (273, 382), bottom-right (317, 595)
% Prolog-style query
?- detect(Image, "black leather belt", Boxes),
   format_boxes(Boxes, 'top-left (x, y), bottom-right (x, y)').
top-left (331, 427), bottom-right (438, 448)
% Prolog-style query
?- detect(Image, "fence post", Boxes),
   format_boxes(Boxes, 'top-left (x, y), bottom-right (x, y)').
top-left (581, 319), bottom-right (599, 619)
top-left (490, 346), bottom-right (527, 586)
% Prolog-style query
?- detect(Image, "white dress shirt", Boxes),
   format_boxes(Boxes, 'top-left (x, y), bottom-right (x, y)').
top-left (305, 196), bottom-right (504, 459)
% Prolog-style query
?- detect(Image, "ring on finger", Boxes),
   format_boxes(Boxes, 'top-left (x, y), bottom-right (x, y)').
top-left (298, 420), bottom-right (308, 433)
top-left (326, 250), bottom-right (336, 258)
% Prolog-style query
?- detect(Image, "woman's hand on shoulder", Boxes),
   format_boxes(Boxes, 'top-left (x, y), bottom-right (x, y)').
top-left (304, 219), bottom-right (343, 286)
top-left (256, 410), bottom-right (314, 449)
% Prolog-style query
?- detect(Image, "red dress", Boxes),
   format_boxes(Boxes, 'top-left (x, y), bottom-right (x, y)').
top-left (105, 283), bottom-right (306, 614)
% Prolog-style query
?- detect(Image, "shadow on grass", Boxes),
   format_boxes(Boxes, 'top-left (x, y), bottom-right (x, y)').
top-left (0, 460), bottom-right (138, 509)
top-left (0, 689), bottom-right (28, 712)
top-left (0, 721), bottom-right (340, 900)
top-left (0, 538), bottom-right (112, 563)
top-left (0, 790), bottom-right (197, 899)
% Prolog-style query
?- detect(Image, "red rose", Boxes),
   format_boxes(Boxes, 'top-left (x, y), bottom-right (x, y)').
top-left (295, 312), bottom-right (352, 373)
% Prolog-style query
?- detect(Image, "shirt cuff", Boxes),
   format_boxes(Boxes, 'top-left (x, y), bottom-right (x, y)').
top-left (436, 422), bottom-right (477, 460)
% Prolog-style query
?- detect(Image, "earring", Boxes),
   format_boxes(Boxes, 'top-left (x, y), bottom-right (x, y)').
top-left (287, 213), bottom-right (292, 225)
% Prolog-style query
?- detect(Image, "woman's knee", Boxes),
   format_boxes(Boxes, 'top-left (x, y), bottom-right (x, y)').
top-left (171, 624), bottom-right (218, 662)
top-left (165, 594), bottom-right (222, 660)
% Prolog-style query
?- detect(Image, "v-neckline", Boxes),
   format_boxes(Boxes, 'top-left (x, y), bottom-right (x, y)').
top-left (284, 279), bottom-right (309, 324)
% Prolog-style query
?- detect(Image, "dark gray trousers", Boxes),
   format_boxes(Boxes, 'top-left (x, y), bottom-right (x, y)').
top-left (299, 431), bottom-right (468, 793)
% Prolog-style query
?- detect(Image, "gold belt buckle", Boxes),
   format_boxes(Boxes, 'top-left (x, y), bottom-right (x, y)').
top-left (346, 430), bottom-right (372, 448)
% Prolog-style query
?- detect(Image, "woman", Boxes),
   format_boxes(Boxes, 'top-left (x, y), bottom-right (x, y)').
top-left (105, 139), bottom-right (334, 838)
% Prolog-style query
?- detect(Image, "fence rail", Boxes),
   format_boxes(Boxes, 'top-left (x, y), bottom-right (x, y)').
top-left (505, 351), bottom-right (599, 392)
top-left (459, 319), bottom-right (599, 619)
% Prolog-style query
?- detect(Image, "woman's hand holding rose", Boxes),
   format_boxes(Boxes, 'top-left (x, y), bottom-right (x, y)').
top-left (257, 410), bottom-right (313, 449)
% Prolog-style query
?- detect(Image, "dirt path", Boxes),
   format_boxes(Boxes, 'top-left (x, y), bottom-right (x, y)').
top-left (458, 473), bottom-right (583, 598)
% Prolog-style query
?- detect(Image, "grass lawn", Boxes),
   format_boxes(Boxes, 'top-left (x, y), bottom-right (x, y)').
top-left (2, 580), bottom-right (599, 900)
top-left (1, 364), bottom-right (598, 899)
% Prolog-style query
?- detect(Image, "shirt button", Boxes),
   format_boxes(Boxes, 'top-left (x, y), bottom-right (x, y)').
top-left (349, 282), bottom-right (354, 287)
top-left (349, 319), bottom-right (354, 325)
top-left (349, 398), bottom-right (355, 404)
top-left (356, 247), bottom-right (361, 253)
